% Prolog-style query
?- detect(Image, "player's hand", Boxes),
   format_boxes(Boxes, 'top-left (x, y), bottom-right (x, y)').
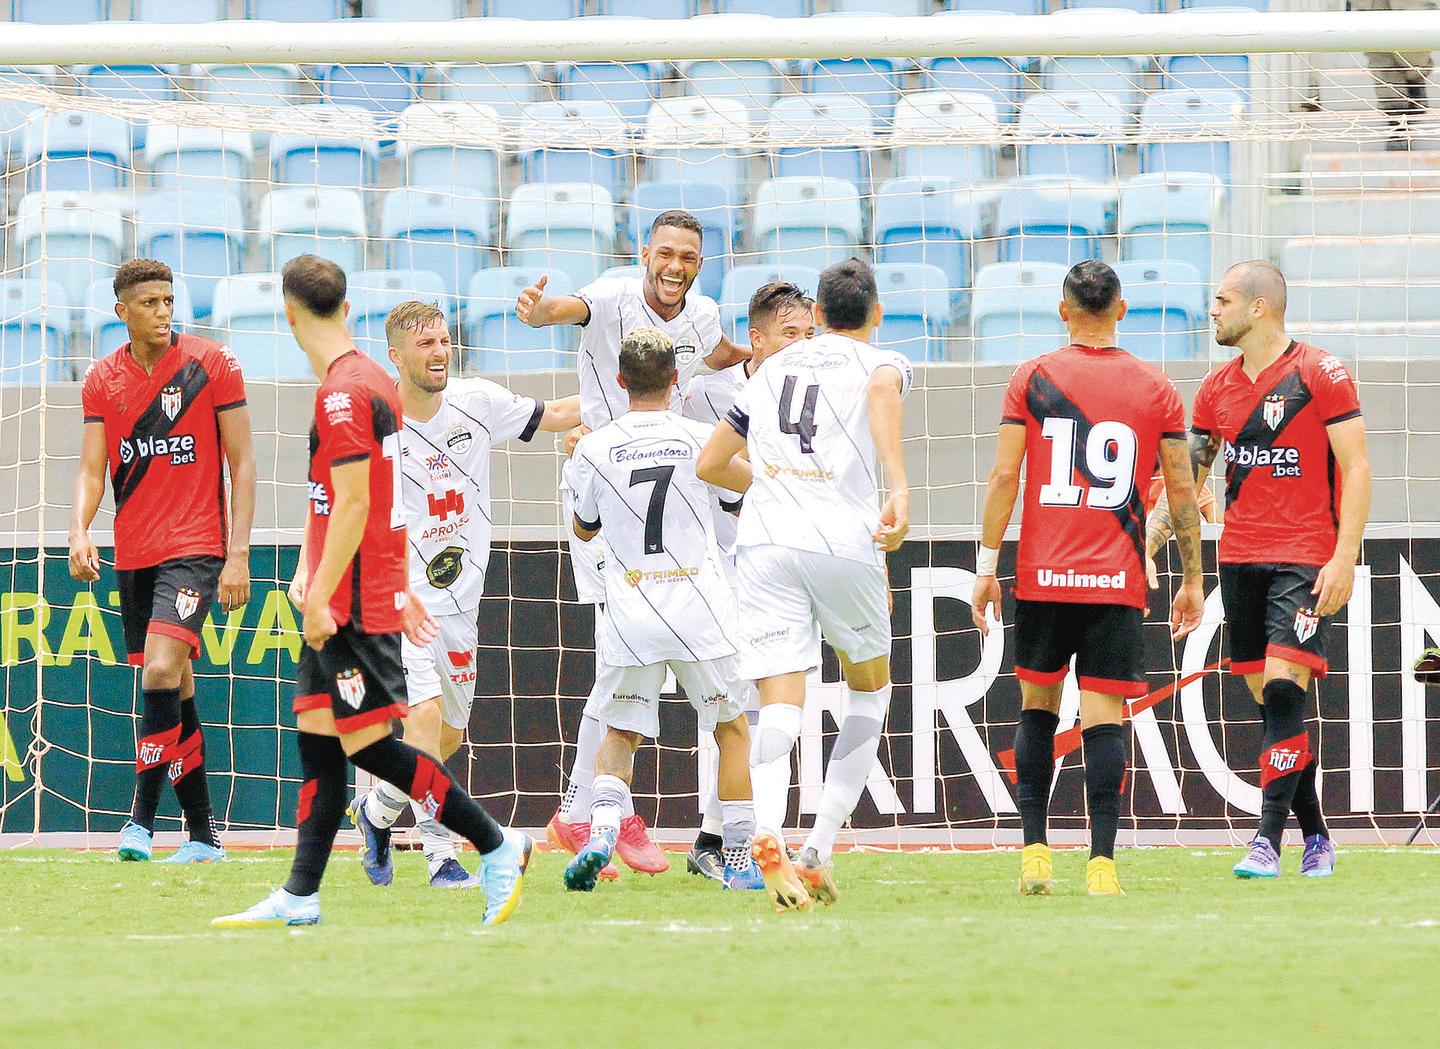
top-left (67, 532), bottom-right (100, 582)
top-left (516, 274), bottom-right (548, 327)
top-left (1145, 553), bottom-right (1160, 591)
top-left (564, 423), bottom-right (591, 458)
top-left (218, 553), bottom-right (250, 612)
top-left (1170, 579), bottom-right (1205, 640)
top-left (402, 589), bottom-right (439, 647)
top-left (873, 492), bottom-right (909, 551)
top-left (1312, 554), bottom-right (1355, 618)
top-left (971, 574), bottom-right (1002, 637)
top-left (302, 603), bottom-right (338, 652)
top-left (287, 573), bottom-right (307, 613)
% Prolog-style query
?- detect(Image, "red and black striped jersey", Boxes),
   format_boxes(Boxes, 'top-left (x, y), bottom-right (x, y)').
top-left (305, 350), bottom-right (406, 634)
top-left (1001, 344), bottom-right (1186, 609)
top-left (81, 332), bottom-right (247, 571)
top-left (1192, 340), bottom-right (1362, 567)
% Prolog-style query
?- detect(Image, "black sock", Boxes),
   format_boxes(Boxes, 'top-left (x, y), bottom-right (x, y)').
top-left (694, 830), bottom-right (723, 851)
top-left (1082, 723), bottom-right (1127, 860)
top-left (349, 735), bottom-right (505, 855)
top-left (130, 687), bottom-right (181, 831)
top-left (1013, 708), bottom-right (1059, 847)
top-left (1256, 679), bottom-right (1311, 849)
top-left (1291, 761), bottom-right (1329, 840)
top-left (170, 698), bottom-right (219, 847)
top-left (284, 732), bottom-right (349, 897)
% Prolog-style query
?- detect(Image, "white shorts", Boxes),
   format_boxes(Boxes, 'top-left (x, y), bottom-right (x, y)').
top-left (401, 610), bottom-right (480, 730)
top-left (594, 655), bottom-right (747, 738)
top-left (735, 544), bottom-right (891, 678)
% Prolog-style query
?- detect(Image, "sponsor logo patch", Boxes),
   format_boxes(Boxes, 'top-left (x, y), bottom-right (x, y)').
top-left (624, 566), bottom-right (698, 587)
top-left (323, 391), bottom-right (353, 424)
top-left (426, 546), bottom-right (464, 589)
top-left (612, 440), bottom-right (691, 465)
top-left (1294, 606), bottom-right (1320, 644)
top-left (335, 668), bottom-right (366, 709)
top-left (424, 452), bottom-right (453, 480)
top-left (427, 489), bottom-right (465, 521)
top-left (308, 480), bottom-right (331, 516)
top-left (119, 433), bottom-right (196, 467)
top-left (160, 385), bottom-right (183, 422)
top-left (1263, 393), bottom-right (1286, 431)
top-left (1036, 568), bottom-right (1127, 590)
top-left (174, 587), bottom-right (200, 621)
top-left (1225, 442), bottom-right (1301, 476)
top-left (1318, 354), bottom-right (1350, 385)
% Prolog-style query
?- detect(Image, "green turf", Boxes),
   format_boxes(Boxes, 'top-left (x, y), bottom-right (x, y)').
top-left (3, 846), bottom-right (1439, 1048)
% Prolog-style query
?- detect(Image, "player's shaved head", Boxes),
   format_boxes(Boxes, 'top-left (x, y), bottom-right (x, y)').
top-left (1223, 260), bottom-right (1288, 317)
top-left (618, 326), bottom-right (676, 398)
top-left (1062, 260), bottom-right (1122, 316)
top-left (113, 258), bottom-right (172, 301)
top-left (282, 254), bottom-right (347, 318)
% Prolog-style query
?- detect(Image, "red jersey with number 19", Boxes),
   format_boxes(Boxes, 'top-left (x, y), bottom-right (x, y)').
top-left (1001, 344), bottom-right (1187, 609)
top-left (306, 350), bottom-right (406, 634)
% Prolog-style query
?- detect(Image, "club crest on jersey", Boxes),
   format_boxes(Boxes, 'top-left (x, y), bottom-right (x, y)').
top-left (426, 546), bottom-right (464, 589)
top-left (174, 587), bottom-right (200, 621)
top-left (445, 425), bottom-right (473, 454)
top-left (160, 385), bottom-right (183, 421)
top-left (1263, 393), bottom-right (1286, 431)
top-left (335, 668), bottom-right (366, 709)
top-left (1294, 607), bottom-right (1320, 644)
top-left (672, 336), bottom-right (698, 367)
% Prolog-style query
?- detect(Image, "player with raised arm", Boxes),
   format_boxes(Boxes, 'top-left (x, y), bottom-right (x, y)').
top-left (213, 257), bottom-right (531, 928)
top-left (697, 258), bottom-right (910, 911)
top-left (562, 327), bottom-right (763, 894)
top-left (1146, 260), bottom-right (1371, 880)
top-left (70, 259), bottom-right (255, 864)
top-left (971, 261), bottom-right (1206, 898)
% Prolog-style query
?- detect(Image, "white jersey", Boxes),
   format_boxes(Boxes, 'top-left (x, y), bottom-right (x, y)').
top-left (569, 410), bottom-right (737, 667)
top-left (576, 276), bottom-right (723, 430)
top-left (681, 361), bottom-right (751, 557)
top-left (729, 332), bottom-right (913, 566)
top-left (398, 377), bottom-right (544, 615)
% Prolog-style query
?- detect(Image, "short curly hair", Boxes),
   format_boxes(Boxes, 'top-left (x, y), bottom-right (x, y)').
top-left (113, 259), bottom-right (173, 301)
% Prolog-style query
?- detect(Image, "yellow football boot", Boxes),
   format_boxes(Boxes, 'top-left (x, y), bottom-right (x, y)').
top-left (1086, 856), bottom-right (1126, 896)
top-left (1018, 842), bottom-right (1053, 896)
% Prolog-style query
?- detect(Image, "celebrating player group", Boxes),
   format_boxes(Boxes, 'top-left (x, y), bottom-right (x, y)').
top-left (67, 204), bottom-right (1370, 922)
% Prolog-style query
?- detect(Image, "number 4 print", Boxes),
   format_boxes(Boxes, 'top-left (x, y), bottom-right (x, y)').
top-left (1038, 416), bottom-right (1137, 510)
top-left (778, 375), bottom-right (819, 454)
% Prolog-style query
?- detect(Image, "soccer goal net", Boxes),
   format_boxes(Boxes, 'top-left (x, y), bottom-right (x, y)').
top-left (2, 7), bottom-right (1439, 849)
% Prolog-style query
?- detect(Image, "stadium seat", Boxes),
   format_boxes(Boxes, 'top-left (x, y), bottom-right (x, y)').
top-left (319, 65), bottom-right (425, 123)
top-left (1057, 0), bottom-right (1158, 11)
top-left (712, 0), bottom-right (808, 13)
top-left (631, 181), bottom-right (736, 300)
top-left (258, 187), bottom-right (369, 274)
top-left (144, 126), bottom-right (254, 197)
top-left (12, 191), bottom-right (126, 311)
top-left (463, 267), bottom-right (575, 373)
top-left (1018, 91), bottom-right (1126, 180)
top-left (347, 269), bottom-right (451, 364)
top-left (600, 264), bottom-right (646, 281)
top-left (506, 183), bottom-right (618, 288)
top-left (0, 66), bottom-right (51, 160)
top-left (720, 263), bottom-right (823, 341)
top-left (1113, 259), bottom-right (1207, 360)
top-left (270, 105), bottom-right (381, 189)
top-left (396, 102), bottom-right (504, 201)
top-left (677, 19), bottom-right (784, 117)
top-left (246, 0), bottom-right (341, 17)
top-left (86, 277), bottom-right (195, 360)
top-left (196, 63), bottom-right (302, 114)
top-left (136, 189), bottom-right (246, 322)
top-left (1181, 0), bottom-right (1265, 7)
top-left (874, 176), bottom-right (987, 303)
top-left (750, 177), bottom-right (864, 273)
top-left (557, 58), bottom-right (665, 127)
top-left (436, 62), bottom-right (544, 123)
top-left (381, 186), bottom-right (496, 303)
top-left (134, 0), bottom-right (225, 18)
top-left (1165, 55), bottom-right (1251, 96)
top-left (519, 101), bottom-right (631, 201)
top-left (12, 0), bottom-right (107, 21)
top-left (802, 57), bottom-right (905, 123)
top-left (875, 263), bottom-right (953, 362)
top-left (641, 97), bottom-right (754, 200)
top-left (363, 0), bottom-right (461, 16)
top-left (1041, 55), bottom-right (1146, 115)
top-left (78, 64), bottom-right (179, 104)
top-left (1138, 89), bottom-right (1244, 183)
top-left (768, 94), bottom-right (874, 189)
top-left (923, 55), bottom-right (1027, 124)
top-left (1118, 172), bottom-right (1223, 281)
top-left (997, 177), bottom-right (1110, 267)
top-left (22, 111), bottom-right (132, 193)
top-left (892, 90), bottom-right (1001, 182)
top-left (941, 0), bottom-right (1041, 13)
top-left (483, 0), bottom-right (577, 15)
top-left (596, 0), bottom-right (692, 17)
top-left (209, 274), bottom-right (305, 380)
top-left (1285, 237), bottom-right (1440, 325)
top-left (0, 279), bottom-right (69, 384)
top-left (832, 0), bottom-right (930, 11)
top-left (970, 261), bottom-right (1070, 361)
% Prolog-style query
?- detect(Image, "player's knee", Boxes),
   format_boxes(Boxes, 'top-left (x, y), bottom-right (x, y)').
top-left (1263, 659), bottom-right (1311, 694)
top-left (842, 654), bottom-right (890, 694)
top-left (439, 723), bottom-right (464, 760)
top-left (141, 654), bottom-right (186, 691)
top-left (713, 715), bottom-right (748, 749)
top-left (402, 700), bottom-right (442, 756)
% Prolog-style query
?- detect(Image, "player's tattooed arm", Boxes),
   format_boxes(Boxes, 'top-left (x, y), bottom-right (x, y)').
top-left (1146, 431), bottom-right (1219, 556)
top-left (1156, 435), bottom-right (1207, 639)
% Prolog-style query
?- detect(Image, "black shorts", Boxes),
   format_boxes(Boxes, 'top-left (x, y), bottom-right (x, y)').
top-left (293, 623), bottom-right (408, 734)
top-left (1014, 599), bottom-right (1148, 698)
top-left (1219, 562), bottom-right (1330, 678)
top-left (116, 555), bottom-right (224, 665)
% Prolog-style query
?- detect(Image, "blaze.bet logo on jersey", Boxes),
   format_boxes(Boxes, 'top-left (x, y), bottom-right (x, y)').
top-left (1225, 442), bottom-right (1301, 477)
top-left (119, 433), bottom-right (197, 466)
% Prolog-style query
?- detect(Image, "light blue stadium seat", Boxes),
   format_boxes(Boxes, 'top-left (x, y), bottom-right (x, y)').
top-left (463, 268), bottom-right (575, 373)
top-left (12, 192), bottom-right (126, 314)
top-left (802, 57), bottom-right (904, 123)
top-left (712, 0), bottom-right (808, 13)
top-left (270, 106), bottom-right (381, 188)
top-left (396, 102), bottom-right (503, 201)
top-left (381, 186), bottom-right (495, 303)
top-left (557, 58), bottom-right (664, 127)
top-left (1166, 55), bottom-right (1250, 96)
top-left (751, 177), bottom-right (864, 273)
top-left (642, 97), bottom-right (754, 201)
top-left (23, 111), bottom-right (132, 192)
top-left (134, 0), bottom-right (225, 18)
top-left (632, 181), bottom-right (736, 300)
top-left (833, 0), bottom-right (930, 11)
top-left (86, 277), bottom-right (195, 360)
top-left (1058, 0), bottom-right (1157, 11)
top-left (1114, 259), bottom-right (1207, 361)
top-left (1181, 0), bottom-right (1265, 7)
top-left (519, 101), bottom-right (631, 201)
top-left (941, 0), bottom-right (1039, 12)
top-left (599, 264), bottom-right (646, 281)
top-left (259, 187), bottom-right (369, 274)
top-left (13, 0), bottom-right (108, 21)
top-left (196, 63), bottom-right (301, 118)
top-left (720, 264), bottom-right (823, 341)
top-left (484, 0), bottom-right (577, 14)
top-left (768, 94), bottom-right (874, 188)
top-left (874, 176), bottom-right (986, 304)
top-left (144, 126), bottom-right (254, 197)
top-left (436, 62), bottom-right (544, 123)
top-left (597, 0), bottom-right (692, 17)
top-left (347, 269), bottom-right (451, 364)
top-left (209, 274), bottom-right (306, 380)
top-left (78, 64), bottom-right (178, 149)
top-left (363, 0), bottom-right (461, 16)
top-left (1017, 91), bottom-right (1125, 180)
top-left (892, 90), bottom-right (1001, 182)
top-left (923, 55), bottom-right (1027, 124)
top-left (1139, 89), bottom-right (1243, 182)
top-left (1041, 55), bottom-right (1146, 115)
top-left (506, 183), bottom-right (618, 288)
top-left (246, 0), bottom-right (342, 17)
top-left (677, 53), bottom-right (784, 119)
top-left (136, 189), bottom-right (246, 322)
top-left (971, 261), bottom-right (1069, 361)
top-left (997, 177), bottom-right (1109, 267)
top-left (0, 279), bottom-right (69, 384)
top-left (1119, 172), bottom-right (1222, 281)
top-left (875, 263), bottom-right (952, 362)
top-left (0, 66), bottom-right (51, 160)
top-left (320, 64), bottom-right (425, 123)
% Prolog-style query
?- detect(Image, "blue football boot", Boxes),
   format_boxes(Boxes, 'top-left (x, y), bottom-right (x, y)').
top-left (349, 797), bottom-right (393, 887)
top-left (481, 829), bottom-right (534, 925)
top-left (159, 841), bottom-right (226, 864)
top-left (212, 888), bottom-right (320, 928)
top-left (117, 820), bottom-right (152, 862)
top-left (430, 856), bottom-right (480, 889)
top-left (563, 826), bottom-right (618, 894)
top-left (1233, 837), bottom-right (1282, 878)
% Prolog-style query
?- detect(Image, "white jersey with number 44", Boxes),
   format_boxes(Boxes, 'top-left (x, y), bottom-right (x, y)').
top-left (728, 332), bottom-right (913, 567)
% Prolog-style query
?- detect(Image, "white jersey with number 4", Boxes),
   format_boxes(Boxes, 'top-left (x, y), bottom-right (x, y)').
top-left (399, 377), bottom-right (544, 615)
top-left (728, 333), bottom-right (913, 567)
top-left (569, 410), bottom-right (736, 667)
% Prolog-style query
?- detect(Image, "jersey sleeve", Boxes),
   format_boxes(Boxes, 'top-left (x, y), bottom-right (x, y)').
top-left (694, 297), bottom-right (724, 359)
top-left (1191, 371), bottom-right (1218, 436)
top-left (81, 363), bottom-right (105, 424)
top-left (209, 344), bottom-right (247, 411)
top-left (1309, 352), bottom-right (1363, 426)
top-left (1158, 377), bottom-right (1187, 441)
top-left (726, 377), bottom-right (752, 437)
top-left (466, 378), bottom-right (545, 444)
top-left (315, 383), bottom-right (375, 466)
top-left (569, 444), bottom-right (601, 531)
top-left (999, 362), bottom-right (1032, 427)
top-left (873, 350), bottom-right (914, 398)
top-left (576, 277), bottom-right (620, 330)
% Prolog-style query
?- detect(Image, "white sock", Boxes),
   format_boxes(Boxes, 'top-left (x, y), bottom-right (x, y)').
top-left (700, 786), bottom-right (724, 838)
top-left (558, 709), bottom-right (605, 822)
top-left (720, 798), bottom-right (756, 869)
top-left (804, 684), bottom-right (890, 863)
top-left (751, 703), bottom-right (802, 832)
top-left (363, 780), bottom-right (410, 830)
top-left (413, 802), bottom-right (458, 873)
top-left (590, 773), bottom-right (628, 837)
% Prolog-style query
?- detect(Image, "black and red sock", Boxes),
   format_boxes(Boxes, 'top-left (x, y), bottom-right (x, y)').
top-left (349, 735), bottom-right (505, 855)
top-left (131, 687), bottom-right (181, 831)
top-left (1256, 678), bottom-right (1312, 850)
top-left (1082, 723), bottom-right (1127, 860)
top-left (170, 698), bottom-right (219, 847)
top-left (283, 732), bottom-right (349, 897)
top-left (1013, 708), bottom-right (1059, 847)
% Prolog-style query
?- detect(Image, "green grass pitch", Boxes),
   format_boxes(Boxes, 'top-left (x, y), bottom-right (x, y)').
top-left (4, 846), bottom-right (1439, 1048)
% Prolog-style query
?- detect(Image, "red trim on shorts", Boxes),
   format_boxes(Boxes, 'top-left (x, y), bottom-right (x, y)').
top-left (1016, 666), bottom-right (1068, 687)
top-left (1266, 644), bottom-right (1328, 678)
top-left (1077, 675), bottom-right (1149, 698)
top-left (334, 702), bottom-right (408, 735)
top-left (127, 652), bottom-right (145, 666)
top-left (292, 693), bottom-right (332, 714)
top-left (1229, 658), bottom-right (1266, 676)
top-left (147, 620), bottom-right (201, 659)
